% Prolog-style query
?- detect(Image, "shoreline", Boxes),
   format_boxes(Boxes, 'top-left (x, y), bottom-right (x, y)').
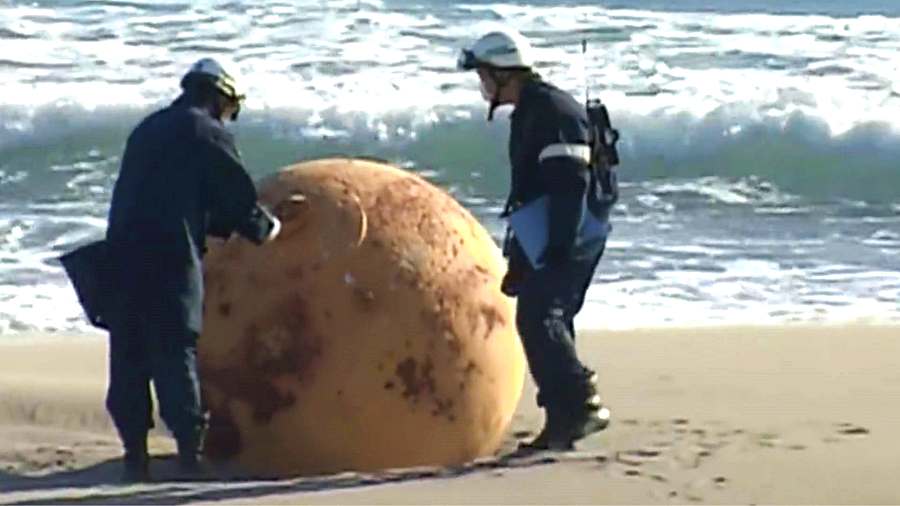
top-left (6, 316), bottom-right (900, 340)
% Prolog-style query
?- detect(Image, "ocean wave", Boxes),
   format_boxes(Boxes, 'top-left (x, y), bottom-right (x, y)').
top-left (3, 102), bottom-right (899, 203)
top-left (3, 0), bottom-right (900, 336)
top-left (3, 0), bottom-right (899, 131)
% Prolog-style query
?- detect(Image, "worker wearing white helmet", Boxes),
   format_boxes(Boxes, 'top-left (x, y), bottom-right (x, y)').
top-left (459, 29), bottom-right (619, 451)
top-left (457, 29), bottom-right (535, 119)
top-left (85, 57), bottom-right (281, 482)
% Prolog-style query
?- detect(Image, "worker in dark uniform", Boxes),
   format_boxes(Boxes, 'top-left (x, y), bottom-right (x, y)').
top-left (458, 29), bottom-right (618, 451)
top-left (103, 58), bottom-right (281, 481)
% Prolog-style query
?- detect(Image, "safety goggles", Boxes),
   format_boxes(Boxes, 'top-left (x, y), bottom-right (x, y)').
top-left (456, 48), bottom-right (480, 71)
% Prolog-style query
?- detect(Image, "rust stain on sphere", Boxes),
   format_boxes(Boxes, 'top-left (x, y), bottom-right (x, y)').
top-left (199, 158), bottom-right (525, 477)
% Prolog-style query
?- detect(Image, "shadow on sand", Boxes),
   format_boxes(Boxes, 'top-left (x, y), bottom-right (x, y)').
top-left (1, 447), bottom-right (606, 505)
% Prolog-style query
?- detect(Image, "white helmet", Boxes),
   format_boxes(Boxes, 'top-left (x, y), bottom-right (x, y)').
top-left (181, 57), bottom-right (245, 102)
top-left (457, 29), bottom-right (535, 71)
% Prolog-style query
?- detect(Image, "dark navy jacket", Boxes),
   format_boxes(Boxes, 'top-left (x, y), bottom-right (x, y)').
top-left (507, 78), bottom-right (611, 268)
top-left (104, 94), bottom-right (272, 333)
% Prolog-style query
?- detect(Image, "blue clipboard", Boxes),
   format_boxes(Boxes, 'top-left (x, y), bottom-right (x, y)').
top-left (508, 196), bottom-right (610, 269)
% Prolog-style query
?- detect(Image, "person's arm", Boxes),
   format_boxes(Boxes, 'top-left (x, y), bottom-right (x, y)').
top-left (202, 128), bottom-right (280, 244)
top-left (538, 114), bottom-right (592, 266)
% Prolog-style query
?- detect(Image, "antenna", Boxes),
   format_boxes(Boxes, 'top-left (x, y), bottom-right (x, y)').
top-left (582, 39), bottom-right (589, 104)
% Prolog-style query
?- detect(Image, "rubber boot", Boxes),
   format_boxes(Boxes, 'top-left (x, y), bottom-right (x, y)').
top-left (568, 393), bottom-right (611, 441)
top-left (121, 438), bottom-right (150, 483)
top-left (565, 371), bottom-right (610, 439)
top-left (519, 373), bottom-right (611, 451)
top-left (176, 426), bottom-right (207, 478)
top-left (519, 408), bottom-right (577, 451)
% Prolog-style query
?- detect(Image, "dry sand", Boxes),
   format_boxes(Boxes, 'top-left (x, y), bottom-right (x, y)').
top-left (2, 324), bottom-right (898, 504)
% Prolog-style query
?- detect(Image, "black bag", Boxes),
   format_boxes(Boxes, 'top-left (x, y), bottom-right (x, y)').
top-left (585, 98), bottom-right (621, 217)
top-left (59, 240), bottom-right (112, 329)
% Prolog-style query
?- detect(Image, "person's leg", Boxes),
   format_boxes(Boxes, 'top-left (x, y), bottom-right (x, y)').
top-left (516, 262), bottom-right (590, 410)
top-left (516, 252), bottom-right (609, 450)
top-left (149, 326), bottom-right (207, 470)
top-left (516, 260), bottom-right (595, 450)
top-left (558, 250), bottom-right (611, 442)
top-left (106, 315), bottom-right (153, 481)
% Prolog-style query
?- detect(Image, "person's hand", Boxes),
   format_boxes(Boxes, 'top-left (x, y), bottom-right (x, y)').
top-left (501, 266), bottom-right (525, 297)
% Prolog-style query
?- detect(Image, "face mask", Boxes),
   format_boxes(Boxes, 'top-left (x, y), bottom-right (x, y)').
top-left (479, 77), bottom-right (494, 101)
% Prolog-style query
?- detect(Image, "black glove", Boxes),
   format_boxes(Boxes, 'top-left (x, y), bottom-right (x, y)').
top-left (501, 268), bottom-right (524, 297)
top-left (235, 204), bottom-right (279, 245)
top-left (501, 236), bottom-right (533, 297)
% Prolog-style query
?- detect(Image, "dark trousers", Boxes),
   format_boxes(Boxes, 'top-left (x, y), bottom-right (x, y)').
top-left (106, 313), bottom-right (205, 449)
top-left (516, 246), bottom-right (604, 412)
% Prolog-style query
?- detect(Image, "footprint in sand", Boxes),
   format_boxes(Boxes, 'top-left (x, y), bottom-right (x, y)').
top-left (824, 422), bottom-right (870, 443)
top-left (836, 423), bottom-right (870, 437)
top-left (615, 418), bottom-right (880, 502)
top-left (73, 439), bottom-right (116, 448)
top-left (611, 419), bottom-right (751, 503)
top-left (614, 447), bottom-right (666, 479)
top-left (630, 418), bottom-right (741, 471)
top-left (616, 448), bottom-right (662, 465)
top-left (648, 472), bottom-right (668, 483)
top-left (54, 447), bottom-right (75, 457)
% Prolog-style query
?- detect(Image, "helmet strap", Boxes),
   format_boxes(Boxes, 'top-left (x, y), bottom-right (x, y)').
top-left (486, 68), bottom-right (510, 122)
top-left (486, 102), bottom-right (498, 121)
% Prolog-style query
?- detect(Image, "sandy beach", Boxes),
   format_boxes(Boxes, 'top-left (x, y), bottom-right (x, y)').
top-left (2, 324), bottom-right (899, 505)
